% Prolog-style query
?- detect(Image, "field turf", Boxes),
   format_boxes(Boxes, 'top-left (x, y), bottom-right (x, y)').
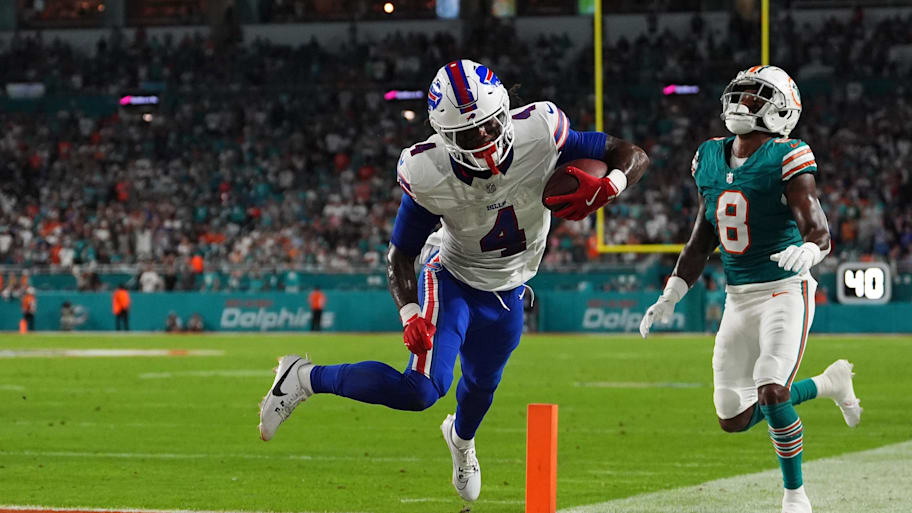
top-left (1, 333), bottom-right (910, 513)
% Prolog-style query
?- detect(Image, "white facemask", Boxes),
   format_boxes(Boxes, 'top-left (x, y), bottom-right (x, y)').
top-left (724, 103), bottom-right (756, 135)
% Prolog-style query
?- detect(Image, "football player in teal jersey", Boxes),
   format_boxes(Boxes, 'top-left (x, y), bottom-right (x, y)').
top-left (640, 66), bottom-right (862, 513)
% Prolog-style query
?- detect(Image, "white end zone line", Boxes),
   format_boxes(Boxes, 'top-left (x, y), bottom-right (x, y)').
top-left (559, 440), bottom-right (912, 513)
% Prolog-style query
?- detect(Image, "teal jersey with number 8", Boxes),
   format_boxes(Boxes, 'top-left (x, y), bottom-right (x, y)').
top-left (692, 136), bottom-right (818, 286)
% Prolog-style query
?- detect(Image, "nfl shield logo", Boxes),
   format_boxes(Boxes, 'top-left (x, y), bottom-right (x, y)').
top-left (486, 183), bottom-right (497, 193)
top-left (726, 172), bottom-right (734, 184)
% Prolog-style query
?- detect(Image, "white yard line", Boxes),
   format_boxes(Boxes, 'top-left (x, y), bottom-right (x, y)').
top-left (138, 370), bottom-right (270, 379)
top-left (0, 349), bottom-right (223, 358)
top-left (1, 449), bottom-right (522, 465)
top-left (573, 381), bottom-right (704, 389)
top-left (559, 440), bottom-right (912, 513)
top-left (399, 498), bottom-right (524, 504)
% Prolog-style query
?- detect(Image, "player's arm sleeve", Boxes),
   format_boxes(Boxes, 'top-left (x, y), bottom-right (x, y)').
top-left (556, 130), bottom-right (608, 166)
top-left (781, 141), bottom-right (817, 181)
top-left (536, 101), bottom-right (608, 165)
top-left (390, 194), bottom-right (441, 258)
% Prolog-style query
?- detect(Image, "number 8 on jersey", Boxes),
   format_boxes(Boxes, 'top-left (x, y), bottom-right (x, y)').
top-left (716, 191), bottom-right (750, 254)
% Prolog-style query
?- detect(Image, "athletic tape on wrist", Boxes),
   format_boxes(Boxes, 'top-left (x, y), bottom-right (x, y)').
top-left (399, 303), bottom-right (421, 325)
top-left (606, 169), bottom-right (627, 195)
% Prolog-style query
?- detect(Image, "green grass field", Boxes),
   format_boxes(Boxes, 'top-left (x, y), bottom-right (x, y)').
top-left (1, 333), bottom-right (910, 513)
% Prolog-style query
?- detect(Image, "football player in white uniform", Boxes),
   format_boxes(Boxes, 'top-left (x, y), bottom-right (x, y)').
top-left (258, 59), bottom-right (649, 501)
top-left (639, 65), bottom-right (862, 513)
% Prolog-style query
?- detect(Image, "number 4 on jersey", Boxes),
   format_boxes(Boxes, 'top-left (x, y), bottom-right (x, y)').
top-left (480, 206), bottom-right (527, 257)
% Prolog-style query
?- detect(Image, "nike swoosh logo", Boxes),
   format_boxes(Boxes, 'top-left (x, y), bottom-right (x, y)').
top-left (585, 187), bottom-right (602, 206)
top-left (271, 358), bottom-right (302, 397)
top-left (547, 104), bottom-right (554, 114)
top-left (772, 291), bottom-right (788, 297)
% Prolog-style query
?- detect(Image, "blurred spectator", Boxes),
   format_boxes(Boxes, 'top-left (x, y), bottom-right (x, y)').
top-left (190, 254), bottom-right (204, 274)
top-left (113, 284), bottom-right (131, 331)
top-left (249, 271), bottom-right (265, 292)
top-left (309, 286), bottom-right (326, 331)
top-left (165, 311), bottom-right (183, 332)
top-left (815, 286), bottom-right (830, 305)
top-left (704, 276), bottom-right (724, 332)
top-left (60, 301), bottom-right (78, 331)
top-left (0, 11), bottom-right (908, 282)
top-left (186, 313), bottom-right (204, 332)
top-left (284, 271), bottom-right (300, 293)
top-left (140, 267), bottom-right (163, 292)
top-left (21, 287), bottom-right (37, 331)
top-left (201, 269), bottom-right (221, 291)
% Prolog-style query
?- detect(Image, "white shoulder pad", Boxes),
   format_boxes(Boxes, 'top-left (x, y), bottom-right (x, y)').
top-left (512, 101), bottom-right (570, 150)
top-left (779, 139), bottom-right (817, 181)
top-left (396, 137), bottom-right (448, 211)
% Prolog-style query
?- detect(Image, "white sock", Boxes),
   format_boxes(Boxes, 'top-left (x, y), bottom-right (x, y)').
top-left (297, 364), bottom-right (314, 395)
top-left (811, 374), bottom-right (835, 399)
top-left (452, 425), bottom-right (473, 449)
top-left (784, 484), bottom-right (809, 504)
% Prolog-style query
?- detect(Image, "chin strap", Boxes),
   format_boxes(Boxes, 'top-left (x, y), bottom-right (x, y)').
top-left (474, 147), bottom-right (500, 174)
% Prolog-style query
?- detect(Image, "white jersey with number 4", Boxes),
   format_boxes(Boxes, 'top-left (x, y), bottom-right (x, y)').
top-left (397, 101), bottom-right (571, 292)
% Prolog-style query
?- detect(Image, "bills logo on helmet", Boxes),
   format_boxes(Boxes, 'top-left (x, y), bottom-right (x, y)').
top-left (475, 66), bottom-right (501, 87)
top-left (428, 79), bottom-right (443, 111)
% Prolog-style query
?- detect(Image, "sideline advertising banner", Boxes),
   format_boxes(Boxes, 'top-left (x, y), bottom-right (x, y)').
top-left (0, 292), bottom-right (400, 332)
top-left (538, 290), bottom-right (705, 333)
top-left (4, 290), bottom-right (911, 333)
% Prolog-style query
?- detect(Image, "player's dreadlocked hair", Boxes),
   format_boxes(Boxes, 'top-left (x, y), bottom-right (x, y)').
top-left (507, 83), bottom-right (524, 107)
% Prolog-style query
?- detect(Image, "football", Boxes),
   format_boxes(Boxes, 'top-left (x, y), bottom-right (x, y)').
top-left (542, 158), bottom-right (609, 211)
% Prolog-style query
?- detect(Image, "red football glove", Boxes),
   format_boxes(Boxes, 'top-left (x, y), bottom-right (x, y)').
top-left (545, 167), bottom-right (626, 221)
top-left (402, 310), bottom-right (435, 355)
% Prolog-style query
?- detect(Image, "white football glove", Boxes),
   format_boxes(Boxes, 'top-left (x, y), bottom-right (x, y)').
top-left (639, 276), bottom-right (689, 339)
top-left (770, 242), bottom-right (823, 275)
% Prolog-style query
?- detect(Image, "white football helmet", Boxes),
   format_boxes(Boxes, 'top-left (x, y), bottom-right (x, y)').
top-left (720, 65), bottom-right (802, 137)
top-left (427, 60), bottom-right (514, 174)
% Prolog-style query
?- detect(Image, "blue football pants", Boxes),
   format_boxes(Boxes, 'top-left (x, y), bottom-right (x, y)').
top-left (310, 257), bottom-right (524, 440)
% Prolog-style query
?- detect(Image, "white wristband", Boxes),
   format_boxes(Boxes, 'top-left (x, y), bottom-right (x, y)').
top-left (662, 276), bottom-right (689, 304)
top-left (606, 169), bottom-right (627, 195)
top-left (399, 303), bottom-right (421, 325)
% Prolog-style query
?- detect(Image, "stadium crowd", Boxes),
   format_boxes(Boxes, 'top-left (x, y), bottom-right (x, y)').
top-left (0, 10), bottom-right (910, 292)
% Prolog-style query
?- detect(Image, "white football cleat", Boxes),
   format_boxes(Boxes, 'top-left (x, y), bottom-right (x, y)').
top-left (440, 413), bottom-right (481, 502)
top-left (258, 354), bottom-right (314, 441)
top-left (819, 359), bottom-right (863, 427)
top-left (782, 485), bottom-right (812, 513)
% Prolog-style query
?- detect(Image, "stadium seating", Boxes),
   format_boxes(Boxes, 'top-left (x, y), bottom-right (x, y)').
top-left (0, 12), bottom-right (910, 292)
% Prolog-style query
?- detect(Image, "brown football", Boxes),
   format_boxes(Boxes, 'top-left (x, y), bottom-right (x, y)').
top-left (542, 158), bottom-right (609, 211)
